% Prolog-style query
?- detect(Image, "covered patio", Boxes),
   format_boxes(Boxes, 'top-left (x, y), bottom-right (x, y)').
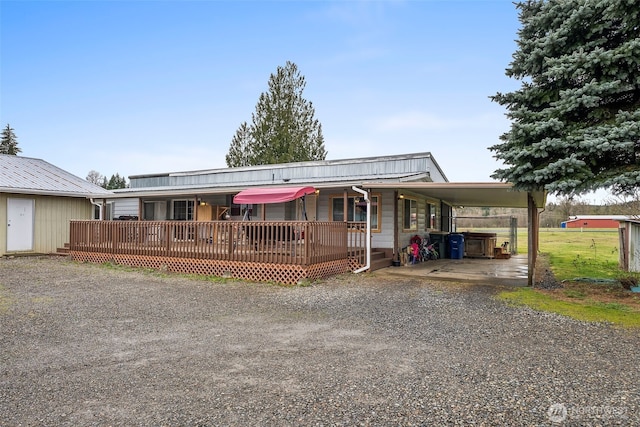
top-left (366, 182), bottom-right (546, 286)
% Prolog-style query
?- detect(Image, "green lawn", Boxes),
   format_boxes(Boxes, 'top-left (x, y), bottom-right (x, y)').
top-left (536, 229), bottom-right (621, 281)
top-left (499, 286), bottom-right (640, 328)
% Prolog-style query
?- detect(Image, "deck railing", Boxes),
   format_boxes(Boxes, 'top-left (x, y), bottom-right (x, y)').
top-left (70, 220), bottom-right (360, 266)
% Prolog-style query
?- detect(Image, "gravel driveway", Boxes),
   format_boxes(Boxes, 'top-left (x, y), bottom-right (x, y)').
top-left (1, 256), bottom-right (638, 426)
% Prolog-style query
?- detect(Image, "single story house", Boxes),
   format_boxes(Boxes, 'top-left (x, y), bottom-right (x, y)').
top-left (562, 215), bottom-right (629, 229)
top-left (0, 154), bottom-right (112, 256)
top-left (75, 152), bottom-right (546, 284)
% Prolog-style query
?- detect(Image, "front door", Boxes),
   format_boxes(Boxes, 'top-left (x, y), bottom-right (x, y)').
top-left (7, 198), bottom-right (35, 252)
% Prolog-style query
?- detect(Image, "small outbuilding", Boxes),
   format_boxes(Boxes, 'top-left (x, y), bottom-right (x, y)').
top-left (618, 219), bottom-right (640, 273)
top-left (0, 154), bottom-right (112, 256)
top-left (562, 215), bottom-right (628, 229)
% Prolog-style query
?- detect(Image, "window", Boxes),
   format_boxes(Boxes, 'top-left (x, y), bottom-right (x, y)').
top-left (426, 201), bottom-right (440, 231)
top-left (143, 202), bottom-right (155, 221)
top-left (172, 200), bottom-right (194, 220)
top-left (329, 194), bottom-right (380, 231)
top-left (403, 198), bottom-right (418, 231)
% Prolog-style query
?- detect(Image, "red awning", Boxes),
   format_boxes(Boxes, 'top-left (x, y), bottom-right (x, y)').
top-left (233, 186), bottom-right (316, 204)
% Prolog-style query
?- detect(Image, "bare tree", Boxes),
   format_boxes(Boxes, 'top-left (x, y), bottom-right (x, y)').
top-left (86, 170), bottom-right (105, 186)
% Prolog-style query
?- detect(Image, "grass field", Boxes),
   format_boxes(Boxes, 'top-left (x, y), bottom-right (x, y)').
top-left (537, 228), bottom-right (621, 281)
top-left (459, 227), bottom-right (640, 327)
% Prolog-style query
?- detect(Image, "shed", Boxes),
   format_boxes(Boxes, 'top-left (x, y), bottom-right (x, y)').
top-left (562, 215), bottom-right (628, 229)
top-left (618, 219), bottom-right (640, 273)
top-left (0, 154), bottom-right (112, 256)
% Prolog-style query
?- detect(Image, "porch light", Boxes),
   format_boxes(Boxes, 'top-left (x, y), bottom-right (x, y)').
top-left (398, 194), bottom-right (404, 200)
top-left (200, 201), bottom-right (206, 206)
top-left (314, 189), bottom-right (320, 195)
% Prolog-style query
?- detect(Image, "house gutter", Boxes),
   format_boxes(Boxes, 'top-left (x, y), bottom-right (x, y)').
top-left (351, 186), bottom-right (370, 274)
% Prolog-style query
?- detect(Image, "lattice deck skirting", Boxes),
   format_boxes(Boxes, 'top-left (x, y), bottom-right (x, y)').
top-left (70, 251), bottom-right (353, 285)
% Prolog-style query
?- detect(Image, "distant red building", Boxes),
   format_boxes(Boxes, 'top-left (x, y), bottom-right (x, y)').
top-left (562, 215), bottom-right (629, 229)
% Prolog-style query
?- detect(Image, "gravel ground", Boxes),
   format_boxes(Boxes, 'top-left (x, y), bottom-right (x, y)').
top-left (1, 256), bottom-right (639, 426)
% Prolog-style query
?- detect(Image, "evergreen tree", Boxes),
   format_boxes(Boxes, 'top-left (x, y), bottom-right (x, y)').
top-left (225, 122), bottom-right (253, 167)
top-left (226, 61), bottom-right (327, 167)
top-left (87, 170), bottom-right (126, 189)
top-left (0, 124), bottom-right (21, 155)
top-left (490, 0), bottom-right (640, 196)
top-left (106, 173), bottom-right (127, 189)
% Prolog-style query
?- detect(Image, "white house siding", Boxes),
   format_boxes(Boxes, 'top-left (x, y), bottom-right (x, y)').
top-left (0, 193), bottom-right (92, 256)
top-left (113, 198), bottom-right (140, 219)
top-left (316, 188), bottom-right (405, 251)
top-left (0, 194), bottom-right (7, 254)
top-left (371, 189), bottom-right (396, 249)
top-left (620, 221), bottom-right (640, 273)
top-left (631, 223), bottom-right (640, 273)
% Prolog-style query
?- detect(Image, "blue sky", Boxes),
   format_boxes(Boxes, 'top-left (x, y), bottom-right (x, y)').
top-left (2, 0), bottom-right (525, 185)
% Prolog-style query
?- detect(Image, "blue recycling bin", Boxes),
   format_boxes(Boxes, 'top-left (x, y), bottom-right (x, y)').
top-left (448, 233), bottom-right (465, 259)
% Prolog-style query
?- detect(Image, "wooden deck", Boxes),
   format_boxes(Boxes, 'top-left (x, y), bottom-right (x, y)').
top-left (69, 220), bottom-right (367, 284)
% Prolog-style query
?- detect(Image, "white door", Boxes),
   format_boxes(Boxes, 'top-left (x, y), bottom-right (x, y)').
top-left (7, 198), bottom-right (34, 252)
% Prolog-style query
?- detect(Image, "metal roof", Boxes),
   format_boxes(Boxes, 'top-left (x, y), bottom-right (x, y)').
top-left (363, 182), bottom-right (547, 208)
top-left (127, 152), bottom-right (446, 189)
top-left (106, 172), bottom-right (431, 199)
top-left (568, 215), bottom-right (629, 220)
top-left (0, 154), bottom-right (113, 198)
top-left (129, 152), bottom-right (448, 181)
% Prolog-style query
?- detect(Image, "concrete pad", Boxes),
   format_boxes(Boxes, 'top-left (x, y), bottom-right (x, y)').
top-left (373, 254), bottom-right (529, 286)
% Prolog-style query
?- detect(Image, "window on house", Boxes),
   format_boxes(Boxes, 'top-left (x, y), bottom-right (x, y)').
top-left (426, 201), bottom-right (440, 231)
top-left (143, 202), bottom-right (155, 221)
top-left (172, 200), bottom-right (194, 220)
top-left (93, 204), bottom-right (101, 220)
top-left (403, 198), bottom-right (418, 231)
top-left (330, 194), bottom-right (380, 231)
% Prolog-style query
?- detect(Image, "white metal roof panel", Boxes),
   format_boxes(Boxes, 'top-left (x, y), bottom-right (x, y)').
top-left (128, 152), bottom-right (447, 189)
top-left (107, 172), bottom-right (430, 198)
top-left (0, 154), bottom-right (113, 198)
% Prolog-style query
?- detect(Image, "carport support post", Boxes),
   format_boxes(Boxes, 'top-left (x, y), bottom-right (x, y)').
top-left (527, 192), bottom-right (539, 287)
top-left (394, 190), bottom-right (399, 261)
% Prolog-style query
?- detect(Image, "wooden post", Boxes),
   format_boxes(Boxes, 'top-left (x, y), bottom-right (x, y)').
top-left (527, 192), bottom-right (538, 287)
top-left (343, 190), bottom-right (348, 222)
top-left (394, 190), bottom-right (399, 262)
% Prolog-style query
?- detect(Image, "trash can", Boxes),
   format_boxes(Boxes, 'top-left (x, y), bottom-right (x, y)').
top-left (430, 232), bottom-right (449, 259)
top-left (448, 233), bottom-right (465, 259)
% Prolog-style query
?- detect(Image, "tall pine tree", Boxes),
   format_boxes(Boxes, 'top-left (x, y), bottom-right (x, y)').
top-left (106, 173), bottom-right (127, 189)
top-left (491, 0), bottom-right (640, 196)
top-left (225, 122), bottom-right (253, 167)
top-left (226, 61), bottom-right (327, 167)
top-left (0, 124), bottom-right (21, 155)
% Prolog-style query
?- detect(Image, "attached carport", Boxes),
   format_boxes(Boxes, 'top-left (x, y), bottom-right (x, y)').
top-left (362, 182), bottom-right (547, 286)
